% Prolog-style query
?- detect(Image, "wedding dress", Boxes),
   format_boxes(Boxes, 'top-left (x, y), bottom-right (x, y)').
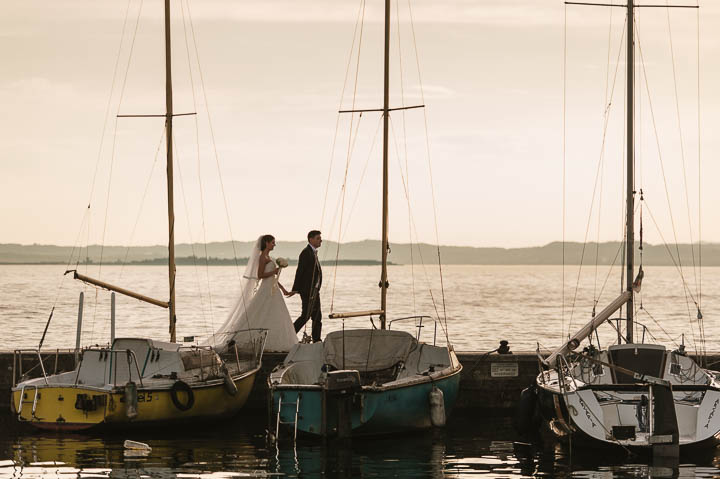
top-left (206, 238), bottom-right (298, 353)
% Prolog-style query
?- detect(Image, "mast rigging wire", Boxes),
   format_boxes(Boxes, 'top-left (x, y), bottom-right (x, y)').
top-left (562, 4), bottom-right (567, 341)
top-left (642, 200), bottom-right (701, 349)
top-left (593, 5), bottom-right (617, 318)
top-left (339, 116), bottom-right (384, 244)
top-left (695, 0), bottom-right (704, 362)
top-left (388, 116), bottom-right (449, 342)
top-left (118, 126), bottom-right (166, 279)
top-left (406, 0), bottom-right (448, 333)
top-left (320, 0), bottom-right (368, 231)
top-left (180, 0), bottom-right (216, 335)
top-left (184, 0), bottom-right (244, 281)
top-left (635, 23), bottom-right (703, 352)
top-left (174, 133), bottom-right (212, 338)
top-left (566, 15), bottom-right (627, 338)
top-left (329, 0), bottom-right (367, 314)
top-left (663, 5), bottom-right (700, 298)
top-left (395, 0), bottom-right (416, 316)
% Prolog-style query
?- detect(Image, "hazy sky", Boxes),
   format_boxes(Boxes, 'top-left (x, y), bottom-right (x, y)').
top-left (1, 0), bottom-right (717, 248)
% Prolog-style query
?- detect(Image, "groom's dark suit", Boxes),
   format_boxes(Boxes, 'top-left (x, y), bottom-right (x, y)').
top-left (292, 244), bottom-right (323, 341)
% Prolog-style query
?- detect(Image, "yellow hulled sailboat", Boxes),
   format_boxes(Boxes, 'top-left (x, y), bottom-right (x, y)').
top-left (10, 0), bottom-right (265, 431)
top-left (11, 337), bottom-right (263, 431)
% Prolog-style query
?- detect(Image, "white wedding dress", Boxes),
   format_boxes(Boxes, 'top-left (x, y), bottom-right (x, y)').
top-left (207, 243), bottom-right (298, 353)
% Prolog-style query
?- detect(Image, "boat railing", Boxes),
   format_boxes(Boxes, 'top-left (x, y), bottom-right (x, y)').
top-left (12, 348), bottom-right (75, 387)
top-left (212, 328), bottom-right (268, 372)
top-left (388, 316), bottom-right (438, 346)
top-left (74, 348), bottom-right (145, 388)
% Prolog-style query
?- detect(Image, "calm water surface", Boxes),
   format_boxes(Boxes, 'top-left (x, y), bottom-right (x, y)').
top-left (2, 265), bottom-right (720, 477)
top-left (0, 264), bottom-right (717, 352)
top-left (2, 415), bottom-right (720, 478)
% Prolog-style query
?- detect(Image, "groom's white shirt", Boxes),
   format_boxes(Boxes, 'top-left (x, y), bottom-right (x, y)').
top-left (309, 243), bottom-right (318, 255)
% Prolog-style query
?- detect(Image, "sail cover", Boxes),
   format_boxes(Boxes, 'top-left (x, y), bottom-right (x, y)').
top-left (323, 329), bottom-right (417, 371)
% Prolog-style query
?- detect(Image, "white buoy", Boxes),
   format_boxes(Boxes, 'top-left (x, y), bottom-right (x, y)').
top-left (429, 386), bottom-right (446, 427)
top-left (123, 440), bottom-right (151, 457)
top-left (123, 440), bottom-right (151, 452)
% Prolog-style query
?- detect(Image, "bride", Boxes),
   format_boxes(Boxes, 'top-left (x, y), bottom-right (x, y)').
top-left (207, 235), bottom-right (299, 353)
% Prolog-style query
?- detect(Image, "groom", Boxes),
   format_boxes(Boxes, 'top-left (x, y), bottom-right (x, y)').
top-left (292, 230), bottom-right (323, 342)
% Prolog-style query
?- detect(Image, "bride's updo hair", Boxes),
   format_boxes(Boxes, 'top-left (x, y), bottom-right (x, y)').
top-left (260, 234), bottom-right (275, 251)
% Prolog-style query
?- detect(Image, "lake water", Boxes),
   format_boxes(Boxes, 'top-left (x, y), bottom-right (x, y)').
top-left (2, 264), bottom-right (720, 477)
top-left (2, 415), bottom-right (720, 478)
top-left (0, 264), bottom-right (716, 353)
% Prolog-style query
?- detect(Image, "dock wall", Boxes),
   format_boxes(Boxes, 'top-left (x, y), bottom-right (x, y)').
top-left (3, 349), bottom-right (719, 418)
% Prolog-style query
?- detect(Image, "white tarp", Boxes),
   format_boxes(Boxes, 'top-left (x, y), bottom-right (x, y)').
top-left (323, 329), bottom-right (417, 371)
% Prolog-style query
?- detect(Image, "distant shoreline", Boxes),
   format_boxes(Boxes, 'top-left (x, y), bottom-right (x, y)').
top-left (2, 240), bottom-right (719, 266)
top-left (0, 256), bottom-right (391, 266)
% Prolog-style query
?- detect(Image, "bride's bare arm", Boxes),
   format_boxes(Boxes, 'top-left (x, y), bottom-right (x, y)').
top-left (278, 282), bottom-right (296, 297)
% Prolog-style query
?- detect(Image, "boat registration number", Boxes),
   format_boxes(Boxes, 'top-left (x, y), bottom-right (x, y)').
top-left (137, 393), bottom-right (156, 402)
top-left (490, 362), bottom-right (518, 378)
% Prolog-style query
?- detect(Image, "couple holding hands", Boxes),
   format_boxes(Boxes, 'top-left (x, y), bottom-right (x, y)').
top-left (210, 230), bottom-right (324, 352)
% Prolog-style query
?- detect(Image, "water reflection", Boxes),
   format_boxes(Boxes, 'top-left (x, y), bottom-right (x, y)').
top-left (1, 415), bottom-right (720, 478)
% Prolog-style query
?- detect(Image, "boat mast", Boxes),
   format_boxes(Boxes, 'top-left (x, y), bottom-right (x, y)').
top-left (380, 0), bottom-right (390, 329)
top-left (625, 0), bottom-right (634, 343)
top-left (164, 0), bottom-right (177, 342)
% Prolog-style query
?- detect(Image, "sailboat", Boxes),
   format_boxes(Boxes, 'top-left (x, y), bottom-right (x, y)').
top-left (10, 0), bottom-right (265, 431)
top-left (529, 0), bottom-right (720, 456)
top-left (267, 0), bottom-right (462, 440)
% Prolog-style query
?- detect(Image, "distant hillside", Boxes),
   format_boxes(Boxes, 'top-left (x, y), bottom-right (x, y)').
top-left (1, 241), bottom-right (719, 266)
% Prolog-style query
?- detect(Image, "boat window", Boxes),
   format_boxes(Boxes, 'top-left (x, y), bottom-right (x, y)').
top-left (609, 347), bottom-right (665, 383)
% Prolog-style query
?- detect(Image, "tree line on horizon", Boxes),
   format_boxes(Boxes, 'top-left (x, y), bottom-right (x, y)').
top-left (1, 240), bottom-right (719, 266)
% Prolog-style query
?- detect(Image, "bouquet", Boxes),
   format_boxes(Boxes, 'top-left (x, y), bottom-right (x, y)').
top-left (275, 257), bottom-right (289, 268)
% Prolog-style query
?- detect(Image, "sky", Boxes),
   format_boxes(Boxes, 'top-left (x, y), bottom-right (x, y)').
top-left (1, 0), bottom-right (718, 248)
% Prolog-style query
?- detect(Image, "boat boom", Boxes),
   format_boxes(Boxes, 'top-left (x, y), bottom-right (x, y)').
top-left (66, 270), bottom-right (169, 309)
top-left (545, 290), bottom-right (631, 367)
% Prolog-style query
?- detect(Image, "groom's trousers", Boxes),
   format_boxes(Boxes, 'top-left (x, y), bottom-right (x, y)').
top-left (294, 292), bottom-right (322, 342)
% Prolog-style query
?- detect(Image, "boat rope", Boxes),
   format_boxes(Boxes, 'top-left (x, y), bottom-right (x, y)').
top-left (180, 0), bottom-right (218, 334)
top-left (118, 126), bottom-right (165, 279)
top-left (406, 0), bottom-right (448, 334)
top-left (395, 0), bottom-right (416, 317)
top-left (567, 16), bottom-right (627, 338)
top-left (639, 18), bottom-right (705, 359)
top-left (320, 0), bottom-right (368, 253)
top-left (39, 207), bottom-right (93, 348)
top-left (320, 0), bottom-right (367, 231)
top-left (664, 6), bottom-right (700, 305)
top-left (183, 0), bottom-right (243, 282)
top-left (328, 112), bottom-right (364, 314)
top-left (636, 24), bottom-right (697, 319)
top-left (642, 200), bottom-right (700, 352)
top-left (85, 0), bottom-right (135, 217)
top-left (339, 116), bottom-right (384, 245)
top-left (638, 306), bottom-right (680, 349)
top-left (695, 1), bottom-right (704, 363)
top-left (562, 3), bottom-right (567, 344)
top-left (388, 117), bottom-right (449, 343)
top-left (329, 0), bottom-right (367, 314)
top-left (99, 0), bottom-right (145, 276)
top-left (174, 134), bottom-right (212, 337)
top-left (592, 4), bottom-right (616, 321)
top-left (88, 0), bottom-right (145, 345)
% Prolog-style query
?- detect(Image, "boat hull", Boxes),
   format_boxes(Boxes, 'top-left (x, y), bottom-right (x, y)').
top-left (11, 371), bottom-right (257, 431)
top-left (272, 368), bottom-right (461, 438)
top-left (535, 382), bottom-right (720, 454)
